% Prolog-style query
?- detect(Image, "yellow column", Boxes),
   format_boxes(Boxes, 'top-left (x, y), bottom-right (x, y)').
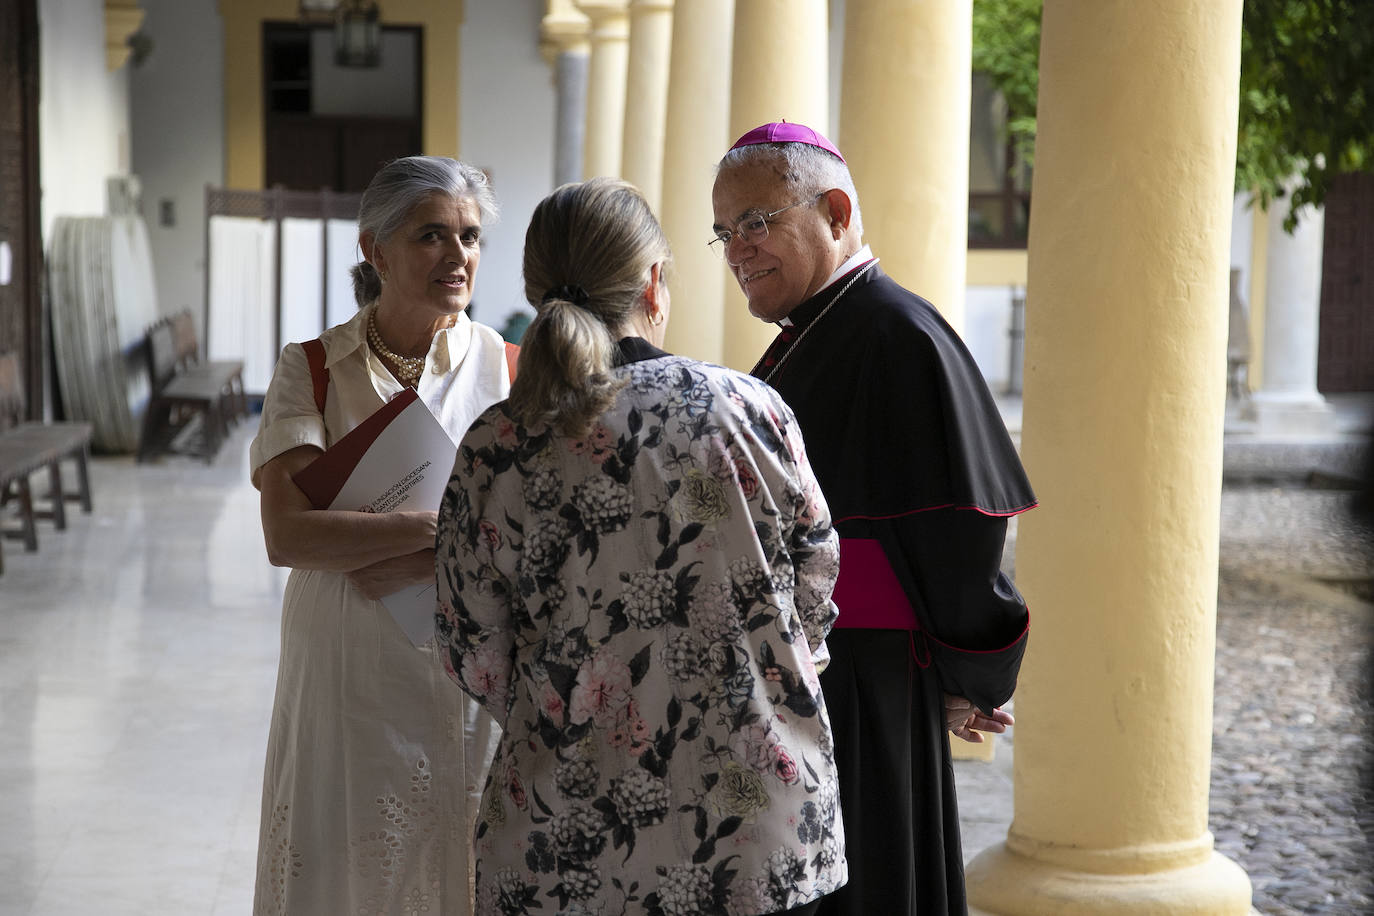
top-left (721, 0), bottom-right (829, 372)
top-left (659, 0), bottom-right (734, 364)
top-left (964, 2), bottom-right (1252, 913)
top-left (577, 0), bottom-right (631, 179)
top-left (621, 0), bottom-right (674, 212)
top-left (542, 1), bottom-right (592, 187)
top-left (220, 0), bottom-right (464, 189)
top-left (839, 0), bottom-right (970, 331)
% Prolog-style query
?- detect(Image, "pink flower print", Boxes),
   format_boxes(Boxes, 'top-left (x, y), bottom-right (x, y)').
top-left (731, 721), bottom-right (781, 773)
top-left (569, 648), bottom-right (633, 726)
top-left (567, 438), bottom-right (588, 456)
top-left (627, 740), bottom-right (649, 758)
top-left (540, 682), bottom-right (566, 726)
top-left (734, 458), bottom-right (760, 500)
top-left (507, 766), bottom-right (529, 810)
top-left (608, 728), bottom-right (630, 748)
top-left (461, 644), bottom-right (510, 707)
top-left (478, 519), bottom-right (502, 554)
top-left (798, 480), bottom-right (824, 527)
top-left (631, 718), bottom-right (651, 742)
top-left (495, 418), bottom-right (519, 448)
top-left (590, 423), bottom-right (615, 451)
top-left (773, 746), bottom-right (800, 785)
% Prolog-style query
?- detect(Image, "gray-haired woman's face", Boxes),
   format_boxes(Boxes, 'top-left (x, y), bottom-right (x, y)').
top-left (371, 193), bottom-right (483, 317)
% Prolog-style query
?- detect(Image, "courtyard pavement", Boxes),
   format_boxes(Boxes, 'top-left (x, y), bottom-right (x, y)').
top-left (956, 394), bottom-right (1374, 915)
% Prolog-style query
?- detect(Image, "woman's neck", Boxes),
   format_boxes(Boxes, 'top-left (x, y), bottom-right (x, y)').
top-left (373, 301), bottom-right (459, 358)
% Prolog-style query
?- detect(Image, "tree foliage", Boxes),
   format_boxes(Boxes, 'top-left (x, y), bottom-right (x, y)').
top-left (971, 0), bottom-right (1374, 230)
top-left (970, 0), bottom-right (1042, 164)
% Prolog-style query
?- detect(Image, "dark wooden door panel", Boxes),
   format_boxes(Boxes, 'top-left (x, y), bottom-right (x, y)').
top-left (0, 0), bottom-right (44, 417)
top-left (1318, 173), bottom-right (1374, 392)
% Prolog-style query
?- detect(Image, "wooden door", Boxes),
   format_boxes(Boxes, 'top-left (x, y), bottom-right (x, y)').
top-left (1318, 172), bottom-right (1374, 392)
top-left (0, 0), bottom-right (44, 417)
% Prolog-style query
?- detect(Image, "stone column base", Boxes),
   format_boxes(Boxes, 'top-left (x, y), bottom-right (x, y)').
top-left (966, 842), bottom-right (1253, 916)
top-left (1242, 391), bottom-right (1336, 436)
top-left (950, 731), bottom-right (996, 761)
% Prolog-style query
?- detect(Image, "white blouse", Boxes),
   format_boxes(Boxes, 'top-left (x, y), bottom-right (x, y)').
top-left (250, 304), bottom-right (512, 485)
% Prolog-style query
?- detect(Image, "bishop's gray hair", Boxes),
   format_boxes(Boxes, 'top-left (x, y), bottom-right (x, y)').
top-left (717, 142), bottom-right (864, 239)
top-left (351, 156), bottom-right (499, 306)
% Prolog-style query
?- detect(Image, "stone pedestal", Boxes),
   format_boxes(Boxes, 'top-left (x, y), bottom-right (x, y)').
top-left (1243, 194), bottom-right (1333, 436)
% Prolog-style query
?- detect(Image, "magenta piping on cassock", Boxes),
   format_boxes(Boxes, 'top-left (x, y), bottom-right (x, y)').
top-left (834, 500), bottom-right (1039, 525)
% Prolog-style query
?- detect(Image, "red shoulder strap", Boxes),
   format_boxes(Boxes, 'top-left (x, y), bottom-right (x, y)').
top-left (505, 342), bottom-right (520, 382)
top-left (302, 338), bottom-right (328, 413)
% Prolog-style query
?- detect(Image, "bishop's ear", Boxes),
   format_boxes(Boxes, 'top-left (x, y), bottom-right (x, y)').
top-left (822, 188), bottom-right (853, 238)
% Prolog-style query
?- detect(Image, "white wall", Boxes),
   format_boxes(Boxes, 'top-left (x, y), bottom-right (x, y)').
top-left (39, 0), bottom-right (132, 238)
top-left (459, 0), bottom-right (556, 334)
top-left (965, 285), bottom-right (1018, 393)
top-left (1229, 190), bottom-right (1256, 300)
top-left (129, 0), bottom-right (225, 323)
top-left (312, 28), bottom-right (418, 117)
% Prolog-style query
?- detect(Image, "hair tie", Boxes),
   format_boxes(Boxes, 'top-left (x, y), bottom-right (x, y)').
top-left (542, 284), bottom-right (590, 306)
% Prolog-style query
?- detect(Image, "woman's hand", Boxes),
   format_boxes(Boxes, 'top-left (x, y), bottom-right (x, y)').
top-left (259, 446), bottom-right (440, 572)
top-left (345, 548), bottom-right (437, 600)
top-left (945, 694), bottom-right (1014, 743)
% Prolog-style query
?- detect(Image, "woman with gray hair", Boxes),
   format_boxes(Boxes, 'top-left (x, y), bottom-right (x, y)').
top-left (435, 178), bottom-right (847, 915)
top-left (250, 156), bottom-right (512, 914)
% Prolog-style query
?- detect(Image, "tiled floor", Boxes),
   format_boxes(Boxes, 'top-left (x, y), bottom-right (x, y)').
top-left (0, 421), bottom-right (1018, 916)
top-left (1, 424), bottom-right (286, 915)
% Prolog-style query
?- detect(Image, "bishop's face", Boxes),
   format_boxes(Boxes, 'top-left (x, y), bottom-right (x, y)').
top-left (711, 162), bottom-right (840, 324)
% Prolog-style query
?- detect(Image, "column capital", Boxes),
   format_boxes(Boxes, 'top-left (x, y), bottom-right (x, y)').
top-left (576, 0), bottom-right (630, 35)
top-left (542, 1), bottom-right (592, 61)
top-left (105, 0), bottom-right (145, 71)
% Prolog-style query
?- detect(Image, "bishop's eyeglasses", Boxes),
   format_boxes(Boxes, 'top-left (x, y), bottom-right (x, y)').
top-left (708, 191), bottom-right (827, 261)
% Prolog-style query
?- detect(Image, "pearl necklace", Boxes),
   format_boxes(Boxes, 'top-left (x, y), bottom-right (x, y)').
top-left (367, 311), bottom-right (425, 384)
top-left (756, 258), bottom-right (878, 383)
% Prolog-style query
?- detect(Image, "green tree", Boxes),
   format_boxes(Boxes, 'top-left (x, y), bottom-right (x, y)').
top-left (971, 0), bottom-right (1374, 230)
top-left (971, 0), bottom-right (1042, 165)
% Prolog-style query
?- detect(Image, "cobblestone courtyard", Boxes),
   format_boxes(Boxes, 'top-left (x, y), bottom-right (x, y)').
top-left (958, 475), bottom-right (1374, 915)
top-left (1210, 484), bottom-right (1373, 915)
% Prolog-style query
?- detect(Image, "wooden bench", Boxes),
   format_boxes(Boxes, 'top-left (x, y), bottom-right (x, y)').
top-left (0, 351), bottom-right (93, 575)
top-left (137, 309), bottom-right (247, 463)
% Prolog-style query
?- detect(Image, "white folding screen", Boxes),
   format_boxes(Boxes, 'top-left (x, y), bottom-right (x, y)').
top-left (208, 215), bottom-right (277, 394)
top-left (279, 218), bottom-right (325, 351)
top-left (326, 219), bottom-right (361, 329)
top-left (205, 189), bottom-right (362, 396)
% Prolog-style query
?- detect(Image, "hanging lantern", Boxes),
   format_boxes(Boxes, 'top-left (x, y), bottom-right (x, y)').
top-left (298, 0), bottom-right (381, 68)
top-left (334, 0), bottom-right (381, 68)
top-left (297, 0), bottom-right (339, 24)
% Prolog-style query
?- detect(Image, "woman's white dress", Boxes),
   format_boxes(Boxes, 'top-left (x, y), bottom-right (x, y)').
top-left (249, 306), bottom-right (510, 916)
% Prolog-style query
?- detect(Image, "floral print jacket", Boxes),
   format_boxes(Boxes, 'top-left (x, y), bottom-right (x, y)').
top-left (436, 342), bottom-right (846, 916)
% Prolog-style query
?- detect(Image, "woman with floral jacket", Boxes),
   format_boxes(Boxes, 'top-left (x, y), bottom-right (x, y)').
top-left (435, 178), bottom-right (846, 916)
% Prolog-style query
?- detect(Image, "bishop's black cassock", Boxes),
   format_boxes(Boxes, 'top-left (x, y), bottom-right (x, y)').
top-left (751, 259), bottom-right (1036, 916)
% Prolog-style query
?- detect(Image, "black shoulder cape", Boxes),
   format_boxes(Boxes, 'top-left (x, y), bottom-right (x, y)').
top-left (751, 263), bottom-right (1035, 522)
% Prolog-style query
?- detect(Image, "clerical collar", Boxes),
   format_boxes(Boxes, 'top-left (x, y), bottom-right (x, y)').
top-left (778, 245), bottom-right (876, 327)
